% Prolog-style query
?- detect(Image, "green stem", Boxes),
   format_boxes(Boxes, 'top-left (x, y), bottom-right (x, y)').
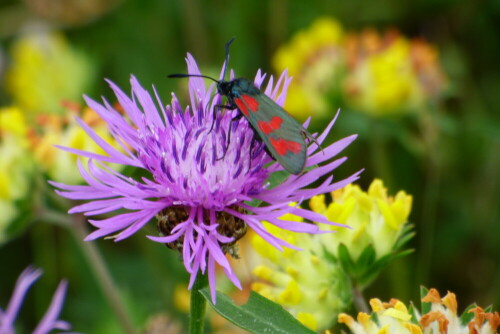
top-left (70, 215), bottom-right (137, 334)
top-left (36, 208), bottom-right (137, 333)
top-left (416, 109), bottom-right (441, 286)
top-left (180, 0), bottom-right (209, 63)
top-left (189, 274), bottom-right (208, 334)
top-left (268, 0), bottom-right (288, 52)
top-left (352, 284), bottom-right (369, 313)
top-left (370, 119), bottom-right (393, 186)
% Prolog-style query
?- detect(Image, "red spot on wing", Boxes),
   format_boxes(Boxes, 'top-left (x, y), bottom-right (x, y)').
top-left (270, 137), bottom-right (303, 156)
top-left (234, 98), bottom-right (249, 116)
top-left (258, 116), bottom-right (283, 135)
top-left (241, 95), bottom-right (259, 112)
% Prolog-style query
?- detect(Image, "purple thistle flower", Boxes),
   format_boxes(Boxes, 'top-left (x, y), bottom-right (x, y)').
top-left (0, 267), bottom-right (71, 334)
top-left (50, 54), bottom-right (361, 302)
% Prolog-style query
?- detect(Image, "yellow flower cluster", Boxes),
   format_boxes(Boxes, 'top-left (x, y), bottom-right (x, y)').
top-left (310, 179), bottom-right (412, 260)
top-left (30, 103), bottom-right (122, 184)
top-left (0, 107), bottom-right (35, 240)
top-left (338, 288), bottom-right (500, 334)
top-left (273, 17), bottom-right (447, 119)
top-left (5, 30), bottom-right (94, 116)
top-left (250, 211), bottom-right (351, 331)
top-left (247, 180), bottom-right (412, 330)
top-left (344, 29), bottom-right (446, 116)
top-left (273, 17), bottom-right (345, 120)
top-left (0, 29), bottom-right (123, 242)
top-left (0, 101), bottom-right (123, 239)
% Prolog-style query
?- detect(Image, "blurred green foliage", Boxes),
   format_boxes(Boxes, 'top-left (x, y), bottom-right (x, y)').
top-left (0, 0), bottom-right (498, 333)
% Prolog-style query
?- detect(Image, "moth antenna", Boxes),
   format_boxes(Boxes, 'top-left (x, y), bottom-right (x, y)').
top-left (168, 73), bottom-right (219, 83)
top-left (221, 37), bottom-right (236, 80)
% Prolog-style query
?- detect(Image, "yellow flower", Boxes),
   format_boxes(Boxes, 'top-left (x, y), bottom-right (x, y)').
top-left (343, 29), bottom-right (447, 116)
top-left (5, 29), bottom-right (94, 116)
top-left (339, 288), bottom-right (500, 334)
top-left (272, 17), bottom-right (345, 120)
top-left (250, 210), bottom-right (351, 331)
top-left (274, 17), bottom-right (344, 76)
top-left (313, 179), bottom-right (412, 260)
top-left (173, 283), bottom-right (190, 313)
top-left (247, 180), bottom-right (412, 330)
top-left (0, 107), bottom-right (35, 242)
top-left (339, 298), bottom-right (421, 334)
top-left (31, 103), bottom-right (124, 184)
top-left (274, 18), bottom-right (447, 119)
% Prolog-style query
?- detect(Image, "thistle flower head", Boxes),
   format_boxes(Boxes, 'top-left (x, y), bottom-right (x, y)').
top-left (50, 54), bottom-right (361, 302)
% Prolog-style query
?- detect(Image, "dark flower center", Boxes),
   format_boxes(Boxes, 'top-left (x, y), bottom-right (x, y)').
top-left (156, 205), bottom-right (247, 258)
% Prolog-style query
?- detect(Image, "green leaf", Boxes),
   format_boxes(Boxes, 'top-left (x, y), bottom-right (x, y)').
top-left (321, 245), bottom-right (338, 263)
top-left (266, 163), bottom-right (316, 190)
top-left (370, 312), bottom-right (380, 326)
top-left (359, 248), bottom-right (414, 287)
top-left (337, 243), bottom-right (356, 277)
top-left (460, 303), bottom-right (478, 325)
top-left (201, 289), bottom-right (316, 334)
top-left (391, 249), bottom-right (415, 262)
top-left (369, 252), bottom-right (394, 271)
top-left (356, 244), bottom-right (376, 270)
top-left (357, 268), bottom-right (380, 288)
top-left (359, 252), bottom-right (395, 284)
top-left (267, 169), bottom-right (292, 188)
top-left (245, 167), bottom-right (290, 207)
top-left (244, 198), bottom-right (263, 207)
top-left (245, 169), bottom-right (294, 207)
top-left (407, 303), bottom-right (420, 324)
top-left (420, 286), bottom-right (431, 314)
top-left (393, 228), bottom-right (415, 251)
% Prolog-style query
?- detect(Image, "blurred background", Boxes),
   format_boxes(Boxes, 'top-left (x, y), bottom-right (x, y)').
top-left (0, 0), bottom-right (498, 333)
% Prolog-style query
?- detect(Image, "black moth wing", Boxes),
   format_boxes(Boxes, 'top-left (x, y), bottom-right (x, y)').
top-left (234, 84), bottom-right (307, 175)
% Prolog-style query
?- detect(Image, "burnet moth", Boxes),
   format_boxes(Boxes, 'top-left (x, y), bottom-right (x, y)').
top-left (169, 38), bottom-right (318, 174)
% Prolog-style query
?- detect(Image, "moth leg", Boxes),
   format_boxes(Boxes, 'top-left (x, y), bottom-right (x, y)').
top-left (247, 133), bottom-right (258, 171)
top-left (209, 103), bottom-right (237, 134)
top-left (303, 129), bottom-right (324, 155)
top-left (216, 112), bottom-right (244, 161)
top-left (264, 146), bottom-right (276, 161)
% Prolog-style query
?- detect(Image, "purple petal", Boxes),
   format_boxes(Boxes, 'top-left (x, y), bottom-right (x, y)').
top-left (130, 76), bottom-right (165, 127)
top-left (0, 267), bottom-right (42, 333)
top-left (32, 280), bottom-right (70, 334)
top-left (147, 222), bottom-right (188, 243)
top-left (106, 79), bottom-right (145, 130)
top-left (307, 135), bottom-right (357, 166)
top-left (265, 217), bottom-right (320, 233)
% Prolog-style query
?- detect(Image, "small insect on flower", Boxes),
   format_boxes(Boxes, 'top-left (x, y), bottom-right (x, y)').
top-left (169, 38), bottom-right (317, 175)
